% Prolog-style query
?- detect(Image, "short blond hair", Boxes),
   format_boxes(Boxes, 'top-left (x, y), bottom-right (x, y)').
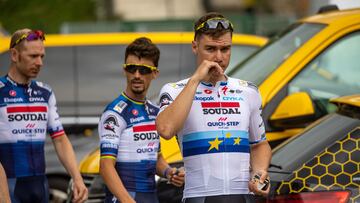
top-left (9, 28), bottom-right (32, 49)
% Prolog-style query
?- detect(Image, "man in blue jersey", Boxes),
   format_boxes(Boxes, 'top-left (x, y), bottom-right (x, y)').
top-left (156, 12), bottom-right (272, 203)
top-left (0, 28), bottom-right (88, 203)
top-left (98, 37), bottom-right (184, 203)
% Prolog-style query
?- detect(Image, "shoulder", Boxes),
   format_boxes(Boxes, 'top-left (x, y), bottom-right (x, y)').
top-left (34, 81), bottom-right (53, 93)
top-left (228, 77), bottom-right (259, 93)
top-left (0, 76), bottom-right (7, 89)
top-left (163, 78), bottom-right (189, 90)
top-left (105, 95), bottom-right (129, 115)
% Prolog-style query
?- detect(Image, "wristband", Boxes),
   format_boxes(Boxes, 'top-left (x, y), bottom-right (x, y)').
top-left (163, 167), bottom-right (172, 178)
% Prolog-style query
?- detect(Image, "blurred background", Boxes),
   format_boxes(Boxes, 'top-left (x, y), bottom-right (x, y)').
top-left (1, 0), bottom-right (359, 37)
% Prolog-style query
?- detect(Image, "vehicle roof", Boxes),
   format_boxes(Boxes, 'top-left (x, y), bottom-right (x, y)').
top-left (0, 31), bottom-right (267, 53)
top-left (330, 94), bottom-right (360, 108)
top-left (299, 7), bottom-right (360, 25)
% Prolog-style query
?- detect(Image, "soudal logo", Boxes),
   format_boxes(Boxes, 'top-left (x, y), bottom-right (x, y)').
top-left (7, 106), bottom-right (48, 122)
top-left (194, 96), bottom-right (214, 101)
top-left (133, 124), bottom-right (159, 141)
top-left (201, 102), bottom-right (241, 115)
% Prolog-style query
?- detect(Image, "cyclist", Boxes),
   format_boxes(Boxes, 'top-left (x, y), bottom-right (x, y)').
top-left (156, 12), bottom-right (272, 203)
top-left (99, 37), bottom-right (184, 203)
top-left (0, 28), bottom-right (88, 203)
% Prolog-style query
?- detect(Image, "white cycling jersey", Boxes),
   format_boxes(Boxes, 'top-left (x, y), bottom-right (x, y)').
top-left (159, 77), bottom-right (266, 198)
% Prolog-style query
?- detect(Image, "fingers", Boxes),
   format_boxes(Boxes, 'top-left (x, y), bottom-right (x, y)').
top-left (168, 167), bottom-right (185, 187)
top-left (193, 60), bottom-right (224, 82)
top-left (72, 181), bottom-right (88, 203)
top-left (248, 172), bottom-right (270, 197)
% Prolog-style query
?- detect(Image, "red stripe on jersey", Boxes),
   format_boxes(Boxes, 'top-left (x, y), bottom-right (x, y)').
top-left (7, 106), bottom-right (48, 113)
top-left (50, 130), bottom-right (65, 139)
top-left (201, 102), bottom-right (221, 108)
top-left (201, 102), bottom-right (239, 108)
top-left (133, 124), bottom-right (156, 132)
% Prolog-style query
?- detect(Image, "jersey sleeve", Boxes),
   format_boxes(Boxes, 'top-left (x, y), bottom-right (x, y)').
top-left (47, 92), bottom-right (65, 139)
top-left (248, 88), bottom-right (266, 144)
top-left (158, 83), bottom-right (180, 114)
top-left (98, 110), bottom-right (126, 160)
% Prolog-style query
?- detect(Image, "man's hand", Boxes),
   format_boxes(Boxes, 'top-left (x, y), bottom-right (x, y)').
top-left (248, 170), bottom-right (270, 197)
top-left (72, 178), bottom-right (88, 203)
top-left (167, 167), bottom-right (185, 187)
top-left (192, 60), bottom-right (224, 83)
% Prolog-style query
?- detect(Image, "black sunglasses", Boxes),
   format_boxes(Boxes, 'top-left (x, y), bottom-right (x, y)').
top-left (123, 64), bottom-right (157, 75)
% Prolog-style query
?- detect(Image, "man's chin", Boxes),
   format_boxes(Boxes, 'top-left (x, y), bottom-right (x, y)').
top-left (131, 88), bottom-right (145, 95)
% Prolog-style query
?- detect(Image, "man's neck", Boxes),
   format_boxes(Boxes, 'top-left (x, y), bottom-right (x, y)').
top-left (124, 90), bottom-right (146, 102)
top-left (7, 70), bottom-right (30, 85)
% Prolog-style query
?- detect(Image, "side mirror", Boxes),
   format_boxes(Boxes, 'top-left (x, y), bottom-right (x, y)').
top-left (269, 92), bottom-right (316, 129)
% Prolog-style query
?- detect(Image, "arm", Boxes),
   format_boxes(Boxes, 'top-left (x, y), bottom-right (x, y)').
top-left (0, 163), bottom-right (10, 203)
top-left (100, 159), bottom-right (135, 203)
top-left (52, 134), bottom-right (88, 203)
top-left (249, 140), bottom-right (272, 196)
top-left (156, 154), bottom-right (184, 187)
top-left (156, 60), bottom-right (223, 139)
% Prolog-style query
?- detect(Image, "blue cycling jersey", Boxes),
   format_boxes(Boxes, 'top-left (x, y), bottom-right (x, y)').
top-left (0, 75), bottom-right (64, 178)
top-left (99, 92), bottom-right (160, 194)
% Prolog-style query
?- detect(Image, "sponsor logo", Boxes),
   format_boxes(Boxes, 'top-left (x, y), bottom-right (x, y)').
top-left (134, 132), bottom-right (159, 141)
top-left (201, 102), bottom-right (241, 115)
top-left (204, 89), bottom-right (212, 94)
top-left (4, 98), bottom-right (23, 103)
top-left (160, 93), bottom-right (173, 108)
top-left (8, 113), bottom-right (47, 122)
top-left (136, 147), bottom-right (159, 153)
top-left (196, 91), bottom-right (202, 94)
top-left (101, 142), bottom-right (118, 149)
top-left (29, 97), bottom-right (45, 102)
top-left (223, 96), bottom-right (243, 101)
top-left (221, 86), bottom-right (228, 95)
top-left (218, 117), bottom-right (228, 122)
top-left (12, 128), bottom-right (46, 134)
top-left (113, 101), bottom-right (127, 113)
top-left (194, 96), bottom-right (214, 101)
top-left (130, 116), bottom-right (145, 123)
top-left (148, 115), bottom-right (157, 120)
top-left (207, 121), bottom-right (240, 127)
top-left (103, 116), bottom-right (119, 133)
top-left (132, 109), bottom-right (139, 116)
top-left (170, 82), bottom-right (186, 89)
top-left (229, 89), bottom-right (243, 94)
top-left (101, 134), bottom-right (119, 139)
top-left (9, 90), bottom-right (16, 97)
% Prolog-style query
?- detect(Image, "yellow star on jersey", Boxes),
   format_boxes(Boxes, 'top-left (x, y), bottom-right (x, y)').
top-left (225, 132), bottom-right (232, 138)
top-left (234, 137), bottom-right (241, 145)
top-left (208, 137), bottom-right (223, 151)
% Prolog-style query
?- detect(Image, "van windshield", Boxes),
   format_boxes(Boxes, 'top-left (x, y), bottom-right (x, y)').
top-left (229, 23), bottom-right (326, 85)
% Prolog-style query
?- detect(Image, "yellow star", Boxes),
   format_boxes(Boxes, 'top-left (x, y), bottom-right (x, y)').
top-left (234, 137), bottom-right (241, 145)
top-left (208, 137), bottom-right (223, 151)
top-left (225, 132), bottom-right (232, 138)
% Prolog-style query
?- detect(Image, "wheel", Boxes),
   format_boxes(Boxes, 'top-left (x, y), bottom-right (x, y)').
top-left (48, 176), bottom-right (70, 203)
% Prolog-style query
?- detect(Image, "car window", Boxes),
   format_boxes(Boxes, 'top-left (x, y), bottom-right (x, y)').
top-left (289, 31), bottom-right (360, 113)
top-left (230, 23), bottom-right (325, 85)
top-left (226, 45), bottom-right (260, 74)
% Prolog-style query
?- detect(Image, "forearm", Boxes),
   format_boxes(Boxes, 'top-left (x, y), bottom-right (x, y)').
top-left (156, 78), bottom-right (200, 139)
top-left (53, 135), bottom-right (82, 181)
top-left (0, 164), bottom-right (10, 203)
top-left (100, 159), bottom-right (134, 202)
top-left (250, 140), bottom-right (272, 174)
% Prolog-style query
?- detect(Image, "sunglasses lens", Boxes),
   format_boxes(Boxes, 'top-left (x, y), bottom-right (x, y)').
top-left (208, 19), bottom-right (230, 29)
top-left (125, 65), bottom-right (153, 75)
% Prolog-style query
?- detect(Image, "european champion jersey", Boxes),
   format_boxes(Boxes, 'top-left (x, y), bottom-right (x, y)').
top-left (0, 75), bottom-right (64, 178)
top-left (99, 92), bottom-right (160, 193)
top-left (159, 77), bottom-right (266, 198)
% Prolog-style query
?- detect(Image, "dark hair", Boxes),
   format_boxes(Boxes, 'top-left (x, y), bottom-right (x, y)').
top-left (125, 37), bottom-right (160, 67)
top-left (193, 12), bottom-right (233, 40)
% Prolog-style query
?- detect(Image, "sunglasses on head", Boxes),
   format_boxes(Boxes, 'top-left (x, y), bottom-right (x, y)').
top-left (123, 64), bottom-right (157, 75)
top-left (11, 30), bottom-right (45, 48)
top-left (195, 17), bottom-right (233, 32)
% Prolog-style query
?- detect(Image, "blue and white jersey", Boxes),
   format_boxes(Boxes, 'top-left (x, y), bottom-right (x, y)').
top-left (99, 92), bottom-right (160, 193)
top-left (159, 77), bottom-right (266, 198)
top-left (0, 75), bottom-right (64, 178)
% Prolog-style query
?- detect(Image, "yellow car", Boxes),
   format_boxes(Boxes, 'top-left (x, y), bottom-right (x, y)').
top-left (78, 6), bottom-right (360, 202)
top-left (0, 31), bottom-right (267, 202)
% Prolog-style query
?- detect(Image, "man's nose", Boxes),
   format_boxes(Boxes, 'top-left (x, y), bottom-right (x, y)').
top-left (214, 50), bottom-right (223, 62)
top-left (35, 56), bottom-right (43, 66)
top-left (133, 69), bottom-right (141, 77)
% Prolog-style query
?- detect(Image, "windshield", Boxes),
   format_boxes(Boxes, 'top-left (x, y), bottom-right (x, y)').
top-left (229, 23), bottom-right (326, 85)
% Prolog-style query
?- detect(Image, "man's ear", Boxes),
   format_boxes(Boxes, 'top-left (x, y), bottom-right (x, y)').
top-left (10, 48), bottom-right (19, 63)
top-left (191, 40), bottom-right (198, 55)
